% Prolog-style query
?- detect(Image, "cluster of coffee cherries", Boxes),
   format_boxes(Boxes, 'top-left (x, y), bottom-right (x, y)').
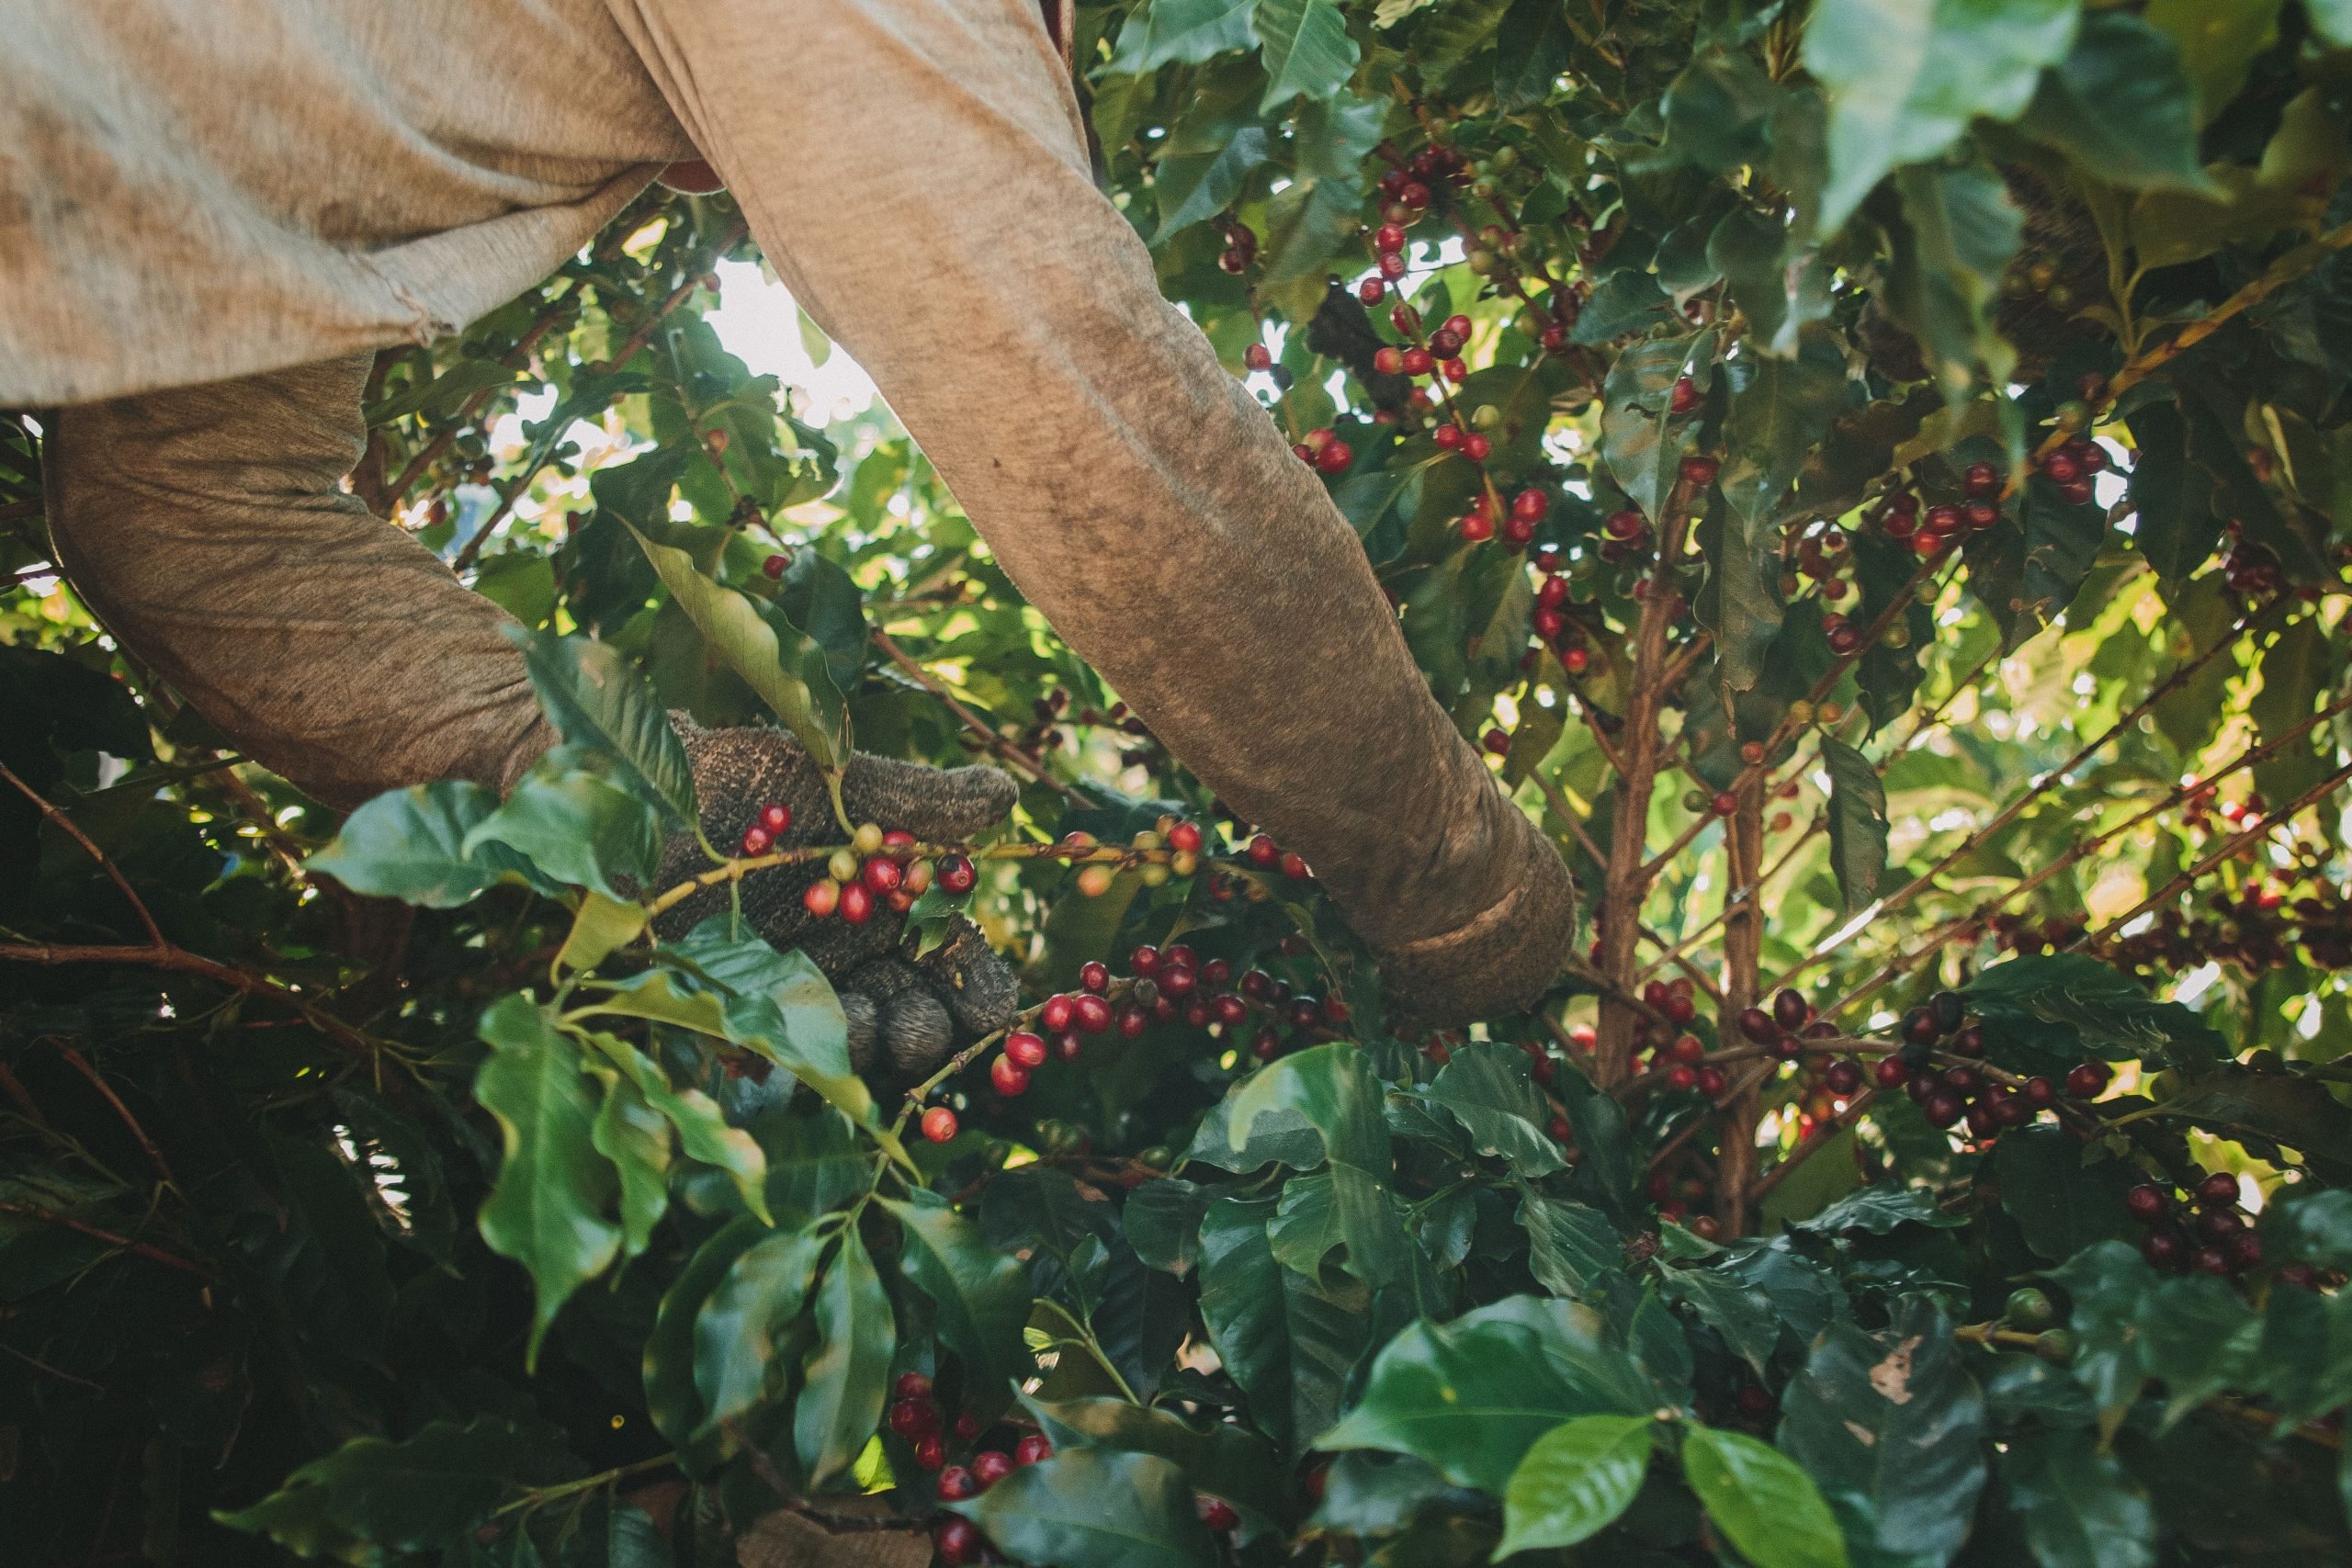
top-left (892, 1380), bottom-right (1054, 1563)
top-left (1873, 461), bottom-right (2007, 558)
top-left (2125, 1171), bottom-right (2268, 1279)
top-left (1368, 308), bottom-right (1479, 399)
top-left (1647, 1161), bottom-right (1720, 1234)
top-left (1878, 991), bottom-right (2108, 1134)
top-left (2033, 430), bottom-right (2108, 508)
top-left (1781, 522), bottom-right (1856, 611)
top-left (2107, 879), bottom-right (2314, 976)
top-left (1293, 426), bottom-right (1355, 475)
top-left (2219, 526), bottom-right (2290, 602)
top-left (782, 820), bottom-right (978, 928)
top-left (1638, 976), bottom-right (1735, 1098)
top-left (1459, 480), bottom-right (1550, 547)
top-left (1216, 219), bottom-right (1258, 276)
top-left (1987, 910), bottom-right (2090, 956)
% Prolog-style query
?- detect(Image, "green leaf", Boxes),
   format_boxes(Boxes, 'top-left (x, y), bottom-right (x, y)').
top-left (881, 1195), bottom-right (1031, 1423)
top-left (626, 523), bottom-right (848, 773)
top-left (1196, 1197), bottom-right (1372, 1450)
top-left (2313, 0), bottom-right (2352, 46)
top-left (1421, 1041), bottom-right (1566, 1177)
top-left (585, 1064), bottom-right (671, 1261)
top-left (1787, 1184), bottom-right (1964, 1236)
top-left (1885, 159), bottom-right (2023, 402)
top-left (2001, 1427), bottom-right (2154, 1568)
top-left (580, 1032), bottom-right (770, 1222)
top-left (1109, 0), bottom-right (1260, 73)
top-left (1820, 735), bottom-right (1887, 915)
top-left (950, 1450), bottom-right (1218, 1568)
top-left (1496, 1415), bottom-right (1655, 1556)
top-left (1154, 125), bottom-right (1273, 243)
top-left (1123, 1178), bottom-right (1210, 1277)
top-left (309, 781), bottom-right (540, 908)
top-left (2250, 616), bottom-right (2331, 807)
top-left (2144, 0), bottom-right (2280, 125)
top-left (1571, 268), bottom-right (1674, 345)
top-left (1779, 1298), bottom-right (1986, 1565)
top-left (1317, 1312), bottom-right (1598, 1494)
top-left (1229, 1043), bottom-right (1406, 1283)
top-left (2048, 1241), bottom-right (2158, 1421)
top-left (473, 997), bottom-right (621, 1368)
top-left (1680, 1423), bottom-right (1851, 1568)
top-left (212, 1417), bottom-right (522, 1562)
top-left (794, 1227), bottom-right (894, 1489)
top-left (1267, 1170), bottom-right (1346, 1274)
top-left (464, 765), bottom-right (662, 901)
top-left (1713, 339), bottom-right (1847, 689)
top-left (1023, 1394), bottom-right (1287, 1534)
top-left (364, 358), bottom-right (522, 425)
top-left (1601, 330), bottom-right (1716, 525)
top-left (560, 891), bottom-right (650, 974)
top-left (1803, 0), bottom-right (2080, 231)
top-left (1519, 1194), bottom-right (1624, 1296)
top-left (1994, 1125), bottom-right (2139, 1261)
top-left (2022, 13), bottom-right (2214, 193)
top-left (1252, 0), bottom-right (1359, 113)
top-left (1961, 953), bottom-right (2226, 1072)
top-left (644, 1218), bottom-right (768, 1451)
top-left (504, 627), bottom-right (696, 829)
top-left (1492, 0), bottom-right (1570, 111)
top-left (693, 1221), bottom-right (826, 1435)
top-left (2126, 398), bottom-right (2221, 595)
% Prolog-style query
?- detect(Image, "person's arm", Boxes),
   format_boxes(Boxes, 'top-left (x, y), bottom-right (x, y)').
top-left (43, 353), bottom-right (556, 809)
top-left (605, 0), bottom-right (1573, 1021)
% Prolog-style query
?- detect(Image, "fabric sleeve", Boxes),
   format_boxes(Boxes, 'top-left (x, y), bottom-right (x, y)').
top-left (43, 354), bottom-right (554, 809)
top-left (605, 0), bottom-right (1572, 1002)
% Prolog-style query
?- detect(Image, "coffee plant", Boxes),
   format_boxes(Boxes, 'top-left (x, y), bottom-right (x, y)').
top-left (7, 2), bottom-right (2352, 1563)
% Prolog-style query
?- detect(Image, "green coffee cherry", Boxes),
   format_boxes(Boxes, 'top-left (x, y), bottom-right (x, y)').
top-left (2004, 1286), bottom-right (2057, 1329)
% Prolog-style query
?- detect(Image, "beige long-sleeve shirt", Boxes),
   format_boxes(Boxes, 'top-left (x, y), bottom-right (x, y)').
top-left (12, 0), bottom-right (1572, 1023)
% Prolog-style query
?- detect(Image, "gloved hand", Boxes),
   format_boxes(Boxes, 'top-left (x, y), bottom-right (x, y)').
top-left (650, 717), bottom-right (1021, 1084)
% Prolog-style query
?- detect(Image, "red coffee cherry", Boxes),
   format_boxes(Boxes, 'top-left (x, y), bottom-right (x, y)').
top-left (1006, 1031), bottom-right (1049, 1069)
top-left (802, 879), bottom-right (841, 918)
top-left (937, 1465), bottom-right (978, 1500)
top-left (1080, 960), bottom-right (1110, 994)
top-left (934, 1519), bottom-right (982, 1564)
top-left (970, 1450), bottom-right (1015, 1489)
top-left (839, 882), bottom-right (874, 924)
top-left (2064, 1061), bottom-right (2111, 1099)
top-left (989, 1054), bottom-right (1031, 1097)
top-left (1679, 454), bottom-right (1720, 486)
top-left (1167, 821), bottom-right (1204, 853)
top-left (1073, 993), bottom-right (1114, 1034)
top-left (1040, 994), bottom-right (1076, 1032)
top-left (861, 855), bottom-right (902, 895)
top-left (763, 553), bottom-right (789, 579)
top-left (912, 1434), bottom-right (944, 1470)
top-left (1668, 376), bottom-right (1702, 413)
top-left (1244, 344), bottom-right (1273, 371)
top-left (759, 803), bottom-right (792, 834)
top-left (921, 1106), bottom-right (959, 1143)
top-left (888, 1398), bottom-right (939, 1438)
top-left (937, 853), bottom-right (978, 894)
top-left (739, 824), bottom-right (773, 857)
top-left (1197, 1495), bottom-right (1240, 1531)
top-left (1013, 1434), bottom-right (1052, 1465)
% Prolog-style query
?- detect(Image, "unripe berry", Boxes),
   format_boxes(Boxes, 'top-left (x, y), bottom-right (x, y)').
top-left (1373, 345), bottom-right (1404, 375)
top-left (853, 822), bottom-right (886, 855)
top-left (920, 1105), bottom-right (958, 1144)
top-left (1076, 863), bottom-right (1115, 897)
top-left (802, 878), bottom-right (840, 918)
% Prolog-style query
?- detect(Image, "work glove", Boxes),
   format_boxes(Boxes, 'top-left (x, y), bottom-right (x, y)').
top-left (651, 717), bottom-right (1021, 1085)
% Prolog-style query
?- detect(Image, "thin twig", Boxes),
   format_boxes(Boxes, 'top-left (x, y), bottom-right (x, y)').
top-left (1, 760), bottom-right (163, 947)
top-left (870, 628), bottom-right (1081, 800)
top-left (0, 1201), bottom-right (207, 1278)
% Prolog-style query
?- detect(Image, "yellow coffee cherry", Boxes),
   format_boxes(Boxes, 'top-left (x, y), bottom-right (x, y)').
top-left (853, 822), bottom-right (885, 855)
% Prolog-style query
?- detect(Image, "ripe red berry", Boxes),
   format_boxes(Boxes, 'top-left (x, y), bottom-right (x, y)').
top-left (2126, 1184), bottom-right (2171, 1222)
top-left (1248, 834), bottom-right (1280, 866)
top-left (1198, 1495), bottom-right (1240, 1531)
top-left (1041, 995), bottom-right (1076, 1032)
top-left (1462, 433), bottom-right (1492, 461)
top-left (937, 853), bottom-right (977, 895)
top-left (1073, 993), bottom-right (1114, 1034)
top-left (954, 1411), bottom-right (981, 1440)
top-left (1874, 1055), bottom-right (1910, 1089)
top-left (1604, 508), bottom-right (1645, 540)
top-left (759, 803), bottom-right (792, 834)
top-left (1373, 345), bottom-right (1404, 375)
top-left (763, 553), bottom-right (788, 580)
top-left (1671, 1033), bottom-right (1706, 1065)
top-left (938, 1465), bottom-right (978, 1500)
top-left (1668, 376), bottom-right (1702, 414)
top-left (1079, 960), bottom-right (1110, 994)
top-left (934, 1518), bottom-right (982, 1564)
top-left (1280, 851), bottom-right (1311, 879)
top-left (1158, 963), bottom-right (1197, 998)
top-left (1442, 314), bottom-right (1471, 339)
top-left (1460, 511), bottom-right (1495, 543)
top-left (1375, 223), bottom-right (1407, 253)
top-left (1403, 346), bottom-right (1436, 376)
top-left (1667, 1064), bottom-right (1699, 1091)
top-left (1167, 821), bottom-right (1204, 853)
top-left (1314, 439), bottom-right (1353, 475)
top-left (1013, 1434), bottom-right (1052, 1465)
top-left (1963, 461), bottom-right (1998, 496)
top-left (888, 1398), bottom-right (939, 1438)
top-left (921, 1105), bottom-right (958, 1144)
top-left (1482, 728), bottom-right (1511, 755)
top-left (1772, 988), bottom-right (1809, 1031)
top-left (895, 1371), bottom-right (933, 1399)
top-left (2196, 1171), bottom-right (2240, 1208)
top-left (989, 1054), bottom-right (1030, 1097)
top-left (1006, 1031), bottom-right (1048, 1069)
top-left (1244, 344), bottom-right (1273, 371)
top-left (739, 824), bottom-right (773, 857)
top-left (1923, 1089), bottom-right (1966, 1128)
top-left (1711, 791), bottom-right (1738, 817)
top-left (2022, 1076), bottom-right (2056, 1107)
top-left (1116, 1002), bottom-right (1148, 1037)
top-left (1825, 1058), bottom-right (1863, 1095)
top-left (2041, 451), bottom-right (2080, 483)
top-left (1696, 1066), bottom-right (1728, 1097)
top-left (1679, 454), bottom-right (1719, 486)
top-left (2064, 1061), bottom-right (2111, 1099)
top-left (913, 1433), bottom-right (944, 1469)
top-left (839, 882), bottom-right (874, 924)
top-left (861, 855), bottom-right (903, 895)
top-left (1737, 1006), bottom-right (1779, 1044)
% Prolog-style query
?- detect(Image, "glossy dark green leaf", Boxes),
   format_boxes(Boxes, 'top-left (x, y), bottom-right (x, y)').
top-left (584, 1065), bottom-right (671, 1260)
top-left (1497, 1414), bottom-right (1656, 1555)
top-left (1123, 1177), bottom-right (1209, 1276)
top-left (2250, 616), bottom-right (2331, 807)
top-left (1601, 331), bottom-right (1715, 525)
top-left (581, 1032), bottom-right (769, 1222)
top-left (1492, 0), bottom-right (1570, 111)
top-left (2022, 12), bottom-right (2213, 193)
top-left (1154, 125), bottom-right (1273, 243)
top-left (1317, 1311), bottom-right (1597, 1494)
top-left (693, 1222), bottom-right (826, 1436)
top-left (1713, 338), bottom-right (1847, 689)
top-left (1787, 1184), bottom-right (1963, 1237)
top-left (1196, 1197), bottom-right (1371, 1450)
top-left (881, 1194), bottom-right (1030, 1422)
top-left (1108, 0), bottom-right (1259, 73)
top-left (1820, 735), bottom-right (1887, 916)
top-left (1993, 1125), bottom-right (2138, 1262)
top-left (2048, 1241), bottom-right (2158, 1420)
top-left (1253, 0), bottom-right (1357, 113)
top-left (504, 627), bottom-right (695, 829)
top-left (2000, 1427), bottom-right (2154, 1568)
top-left (645, 1218), bottom-right (769, 1452)
top-left (1228, 1043), bottom-right (1406, 1284)
top-left (1421, 1041), bottom-right (1566, 1177)
top-left (1885, 160), bottom-right (2023, 403)
top-left (1780, 1298), bottom-right (1985, 1565)
top-left (2126, 398), bottom-right (2220, 596)
top-left (1519, 1193), bottom-right (1623, 1296)
top-left (309, 782), bottom-right (541, 908)
top-left (213, 1417), bottom-right (522, 1562)
top-left (793, 1227), bottom-right (894, 1488)
top-left (1962, 953), bottom-right (2225, 1072)
top-left (1680, 1423), bottom-right (1851, 1568)
top-left (1023, 1394), bottom-right (1286, 1533)
top-left (950, 1449), bottom-right (1217, 1568)
top-left (463, 764), bottom-right (661, 901)
top-left (1803, 0), bottom-right (2078, 229)
top-left (473, 997), bottom-right (621, 1368)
